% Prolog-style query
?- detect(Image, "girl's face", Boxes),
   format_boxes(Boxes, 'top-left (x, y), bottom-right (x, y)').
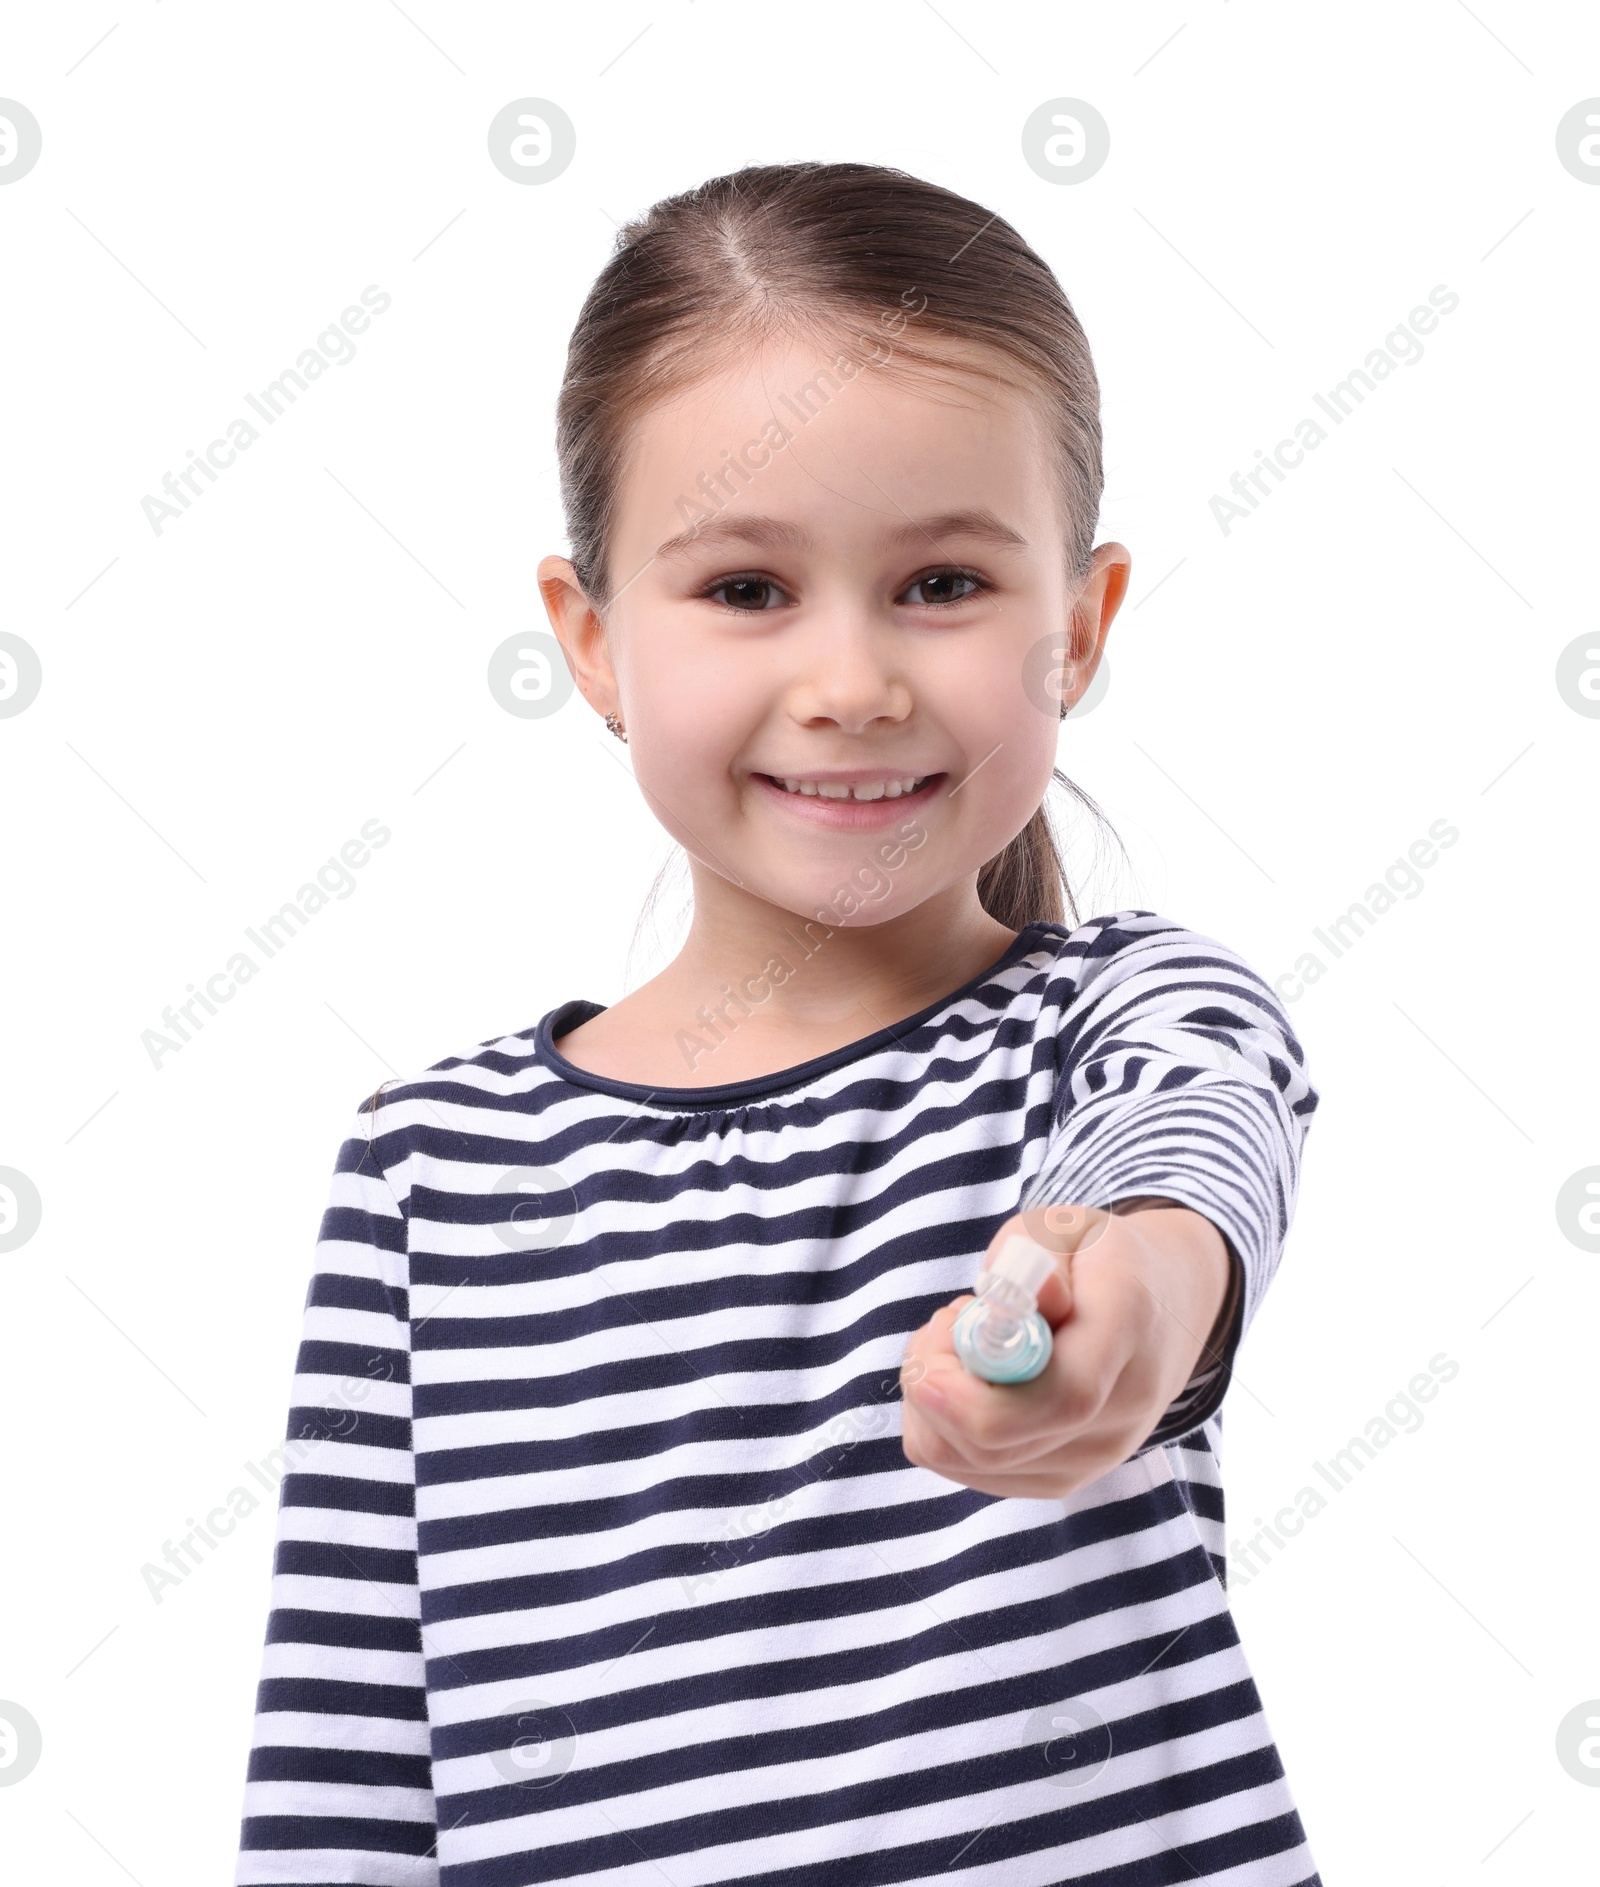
top-left (543, 331), bottom-right (1127, 932)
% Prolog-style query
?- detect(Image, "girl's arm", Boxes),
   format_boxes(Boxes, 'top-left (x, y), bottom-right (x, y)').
top-left (900, 917), bottom-right (1317, 1494)
top-left (236, 1105), bottom-right (438, 1886)
top-left (1101, 1194), bottom-right (1245, 1450)
top-left (1024, 916), bottom-right (1318, 1453)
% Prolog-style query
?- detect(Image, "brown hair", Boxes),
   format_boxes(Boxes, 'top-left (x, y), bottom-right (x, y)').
top-left (553, 160), bottom-right (1122, 931)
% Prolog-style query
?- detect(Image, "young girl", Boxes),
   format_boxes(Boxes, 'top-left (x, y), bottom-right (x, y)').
top-left (236, 163), bottom-right (1320, 1885)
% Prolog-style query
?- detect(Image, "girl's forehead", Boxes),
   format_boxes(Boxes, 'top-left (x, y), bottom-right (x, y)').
top-left (642, 330), bottom-right (1034, 434)
top-left (612, 333), bottom-right (1060, 555)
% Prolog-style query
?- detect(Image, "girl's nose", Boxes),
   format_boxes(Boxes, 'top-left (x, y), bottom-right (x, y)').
top-left (790, 616), bottom-right (913, 733)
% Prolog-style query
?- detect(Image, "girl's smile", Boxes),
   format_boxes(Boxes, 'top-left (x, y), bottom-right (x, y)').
top-left (750, 767), bottom-right (947, 828)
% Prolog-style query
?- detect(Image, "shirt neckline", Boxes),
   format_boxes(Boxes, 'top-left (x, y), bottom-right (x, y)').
top-left (532, 921), bottom-right (1055, 1109)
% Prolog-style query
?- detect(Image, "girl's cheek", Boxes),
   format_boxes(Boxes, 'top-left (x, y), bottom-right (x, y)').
top-left (638, 635), bottom-right (765, 745)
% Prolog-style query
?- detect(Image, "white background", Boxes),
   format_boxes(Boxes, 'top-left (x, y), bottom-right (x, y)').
top-left (1, 2), bottom-right (1595, 1880)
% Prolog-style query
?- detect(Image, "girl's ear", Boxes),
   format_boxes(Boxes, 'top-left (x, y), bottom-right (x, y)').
top-left (1060, 540), bottom-right (1131, 709)
top-left (537, 554), bottom-right (619, 716)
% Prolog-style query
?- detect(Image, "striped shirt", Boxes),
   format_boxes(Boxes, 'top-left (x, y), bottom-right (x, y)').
top-left (236, 909), bottom-right (1323, 1886)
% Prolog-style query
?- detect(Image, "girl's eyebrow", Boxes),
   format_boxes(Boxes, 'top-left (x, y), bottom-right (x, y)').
top-left (653, 507), bottom-right (1029, 564)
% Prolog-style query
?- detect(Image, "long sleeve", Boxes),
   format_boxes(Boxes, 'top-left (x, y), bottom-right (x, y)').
top-left (1022, 916), bottom-right (1319, 1454)
top-left (236, 1099), bottom-right (439, 1885)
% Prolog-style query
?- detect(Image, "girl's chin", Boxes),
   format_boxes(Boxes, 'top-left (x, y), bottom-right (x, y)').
top-left (750, 771), bottom-right (946, 830)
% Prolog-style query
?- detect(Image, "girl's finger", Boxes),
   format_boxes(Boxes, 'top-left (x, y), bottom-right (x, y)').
top-left (905, 1283), bottom-right (1137, 1472)
top-left (899, 1412), bottom-right (1121, 1498)
top-left (903, 1363), bottom-right (1076, 1469)
top-left (899, 1297), bottom-right (972, 1390)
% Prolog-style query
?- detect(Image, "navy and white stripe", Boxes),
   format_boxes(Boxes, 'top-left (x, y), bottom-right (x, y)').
top-left (237, 910), bottom-right (1322, 1885)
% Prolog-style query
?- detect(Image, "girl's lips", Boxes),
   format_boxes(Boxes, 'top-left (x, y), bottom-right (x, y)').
top-left (751, 772), bottom-right (945, 828)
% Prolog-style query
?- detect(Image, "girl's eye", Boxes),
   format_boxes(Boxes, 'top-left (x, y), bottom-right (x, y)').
top-left (899, 568), bottom-right (988, 608)
top-left (698, 566), bottom-right (988, 611)
top-left (706, 574), bottom-right (787, 612)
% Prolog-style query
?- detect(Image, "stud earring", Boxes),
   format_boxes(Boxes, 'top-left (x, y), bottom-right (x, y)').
top-left (604, 710), bottom-right (628, 743)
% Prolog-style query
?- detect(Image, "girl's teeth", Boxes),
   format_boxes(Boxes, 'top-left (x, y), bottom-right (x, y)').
top-left (775, 776), bottom-right (925, 801)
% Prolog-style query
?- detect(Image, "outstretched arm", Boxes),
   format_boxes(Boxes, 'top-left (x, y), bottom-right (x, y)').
top-left (899, 917), bottom-right (1316, 1496)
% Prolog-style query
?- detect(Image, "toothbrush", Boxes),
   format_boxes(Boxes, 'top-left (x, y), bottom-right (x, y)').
top-left (951, 1231), bottom-right (1057, 1384)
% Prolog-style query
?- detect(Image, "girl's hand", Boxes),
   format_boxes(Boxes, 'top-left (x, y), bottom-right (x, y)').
top-left (898, 1203), bottom-right (1234, 1499)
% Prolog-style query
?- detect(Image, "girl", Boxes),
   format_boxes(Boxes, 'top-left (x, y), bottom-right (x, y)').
top-left (236, 163), bottom-right (1320, 1885)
